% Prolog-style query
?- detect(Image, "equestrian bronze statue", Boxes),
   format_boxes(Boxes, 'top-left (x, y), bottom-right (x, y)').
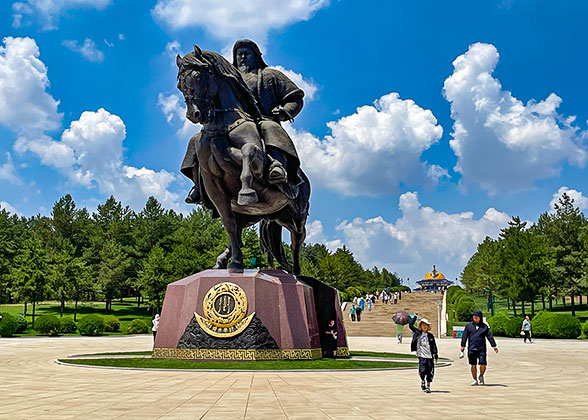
top-left (177, 40), bottom-right (310, 274)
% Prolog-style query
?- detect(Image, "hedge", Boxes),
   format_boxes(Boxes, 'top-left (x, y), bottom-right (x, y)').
top-left (78, 314), bottom-right (105, 336)
top-left (583, 320), bottom-right (588, 337)
top-left (456, 299), bottom-right (477, 322)
top-left (488, 312), bottom-right (509, 336)
top-left (33, 315), bottom-right (61, 336)
top-left (59, 317), bottom-right (77, 333)
top-left (0, 312), bottom-right (18, 337)
top-left (505, 317), bottom-right (524, 337)
top-left (530, 311), bottom-right (556, 338)
top-left (127, 319), bottom-right (150, 334)
top-left (104, 315), bottom-right (121, 332)
top-left (547, 314), bottom-right (581, 339)
top-left (13, 313), bottom-right (27, 333)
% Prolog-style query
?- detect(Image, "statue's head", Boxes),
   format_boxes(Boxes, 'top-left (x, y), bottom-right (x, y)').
top-left (176, 45), bottom-right (219, 124)
top-left (232, 39), bottom-right (267, 72)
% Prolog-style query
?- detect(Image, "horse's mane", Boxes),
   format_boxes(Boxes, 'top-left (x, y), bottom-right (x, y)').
top-left (180, 50), bottom-right (262, 120)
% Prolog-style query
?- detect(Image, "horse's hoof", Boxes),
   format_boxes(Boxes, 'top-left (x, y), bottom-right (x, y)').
top-left (237, 189), bottom-right (258, 205)
top-left (228, 262), bottom-right (244, 273)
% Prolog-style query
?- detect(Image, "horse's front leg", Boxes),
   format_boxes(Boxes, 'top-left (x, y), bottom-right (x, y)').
top-left (236, 142), bottom-right (264, 205)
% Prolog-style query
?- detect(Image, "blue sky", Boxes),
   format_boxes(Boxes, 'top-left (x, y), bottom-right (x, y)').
top-left (1, 0), bottom-right (588, 286)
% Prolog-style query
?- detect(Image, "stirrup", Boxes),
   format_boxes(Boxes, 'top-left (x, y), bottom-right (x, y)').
top-left (268, 162), bottom-right (287, 184)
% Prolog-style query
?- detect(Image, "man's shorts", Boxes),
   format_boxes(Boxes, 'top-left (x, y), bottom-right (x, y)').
top-left (468, 349), bottom-right (487, 365)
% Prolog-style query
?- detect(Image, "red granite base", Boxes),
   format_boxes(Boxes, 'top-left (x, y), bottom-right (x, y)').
top-left (153, 269), bottom-right (347, 361)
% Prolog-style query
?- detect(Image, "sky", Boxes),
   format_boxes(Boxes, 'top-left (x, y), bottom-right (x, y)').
top-left (1, 0), bottom-right (588, 287)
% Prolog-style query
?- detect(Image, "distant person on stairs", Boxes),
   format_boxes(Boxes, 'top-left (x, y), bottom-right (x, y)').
top-left (356, 304), bottom-right (362, 322)
top-left (350, 304), bottom-right (356, 322)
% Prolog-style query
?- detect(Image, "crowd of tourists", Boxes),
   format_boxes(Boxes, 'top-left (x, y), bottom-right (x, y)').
top-left (348, 290), bottom-right (405, 322)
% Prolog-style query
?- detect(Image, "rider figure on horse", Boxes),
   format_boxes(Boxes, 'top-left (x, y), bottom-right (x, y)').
top-left (182, 39), bottom-right (304, 204)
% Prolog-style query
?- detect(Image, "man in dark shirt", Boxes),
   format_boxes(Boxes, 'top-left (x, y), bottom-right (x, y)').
top-left (460, 310), bottom-right (498, 385)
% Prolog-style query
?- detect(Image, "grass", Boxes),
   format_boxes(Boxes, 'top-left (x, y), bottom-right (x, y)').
top-left (447, 292), bottom-right (588, 335)
top-left (350, 351), bottom-right (417, 359)
top-left (0, 298), bottom-right (153, 336)
top-left (58, 357), bottom-right (416, 370)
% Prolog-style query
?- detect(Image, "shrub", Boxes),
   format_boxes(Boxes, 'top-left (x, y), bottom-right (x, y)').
top-left (547, 314), bottom-right (581, 339)
top-left (456, 299), bottom-right (478, 322)
top-left (104, 315), bottom-right (120, 332)
top-left (127, 319), bottom-right (149, 334)
top-left (78, 314), bottom-right (105, 336)
top-left (13, 313), bottom-right (27, 333)
top-left (59, 317), bottom-right (77, 333)
top-left (338, 291), bottom-right (349, 303)
top-left (33, 315), bottom-right (61, 336)
top-left (488, 312), bottom-right (509, 336)
top-left (531, 311), bottom-right (556, 338)
top-left (583, 320), bottom-right (588, 337)
top-left (0, 312), bottom-right (18, 337)
top-left (504, 317), bottom-right (524, 337)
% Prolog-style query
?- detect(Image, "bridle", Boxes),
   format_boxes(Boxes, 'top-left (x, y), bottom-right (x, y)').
top-left (179, 65), bottom-right (242, 123)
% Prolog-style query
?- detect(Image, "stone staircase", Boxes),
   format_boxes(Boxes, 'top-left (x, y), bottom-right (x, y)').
top-left (342, 292), bottom-right (443, 337)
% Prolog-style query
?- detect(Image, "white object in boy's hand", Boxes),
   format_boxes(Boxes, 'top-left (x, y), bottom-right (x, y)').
top-left (459, 351), bottom-right (464, 359)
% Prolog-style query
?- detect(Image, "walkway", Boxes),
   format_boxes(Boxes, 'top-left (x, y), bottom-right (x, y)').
top-left (0, 334), bottom-right (586, 419)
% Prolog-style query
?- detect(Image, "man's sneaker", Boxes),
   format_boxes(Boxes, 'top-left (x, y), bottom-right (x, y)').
top-left (478, 376), bottom-right (485, 385)
top-left (425, 386), bottom-right (431, 393)
top-left (421, 380), bottom-right (426, 391)
top-left (470, 379), bottom-right (478, 386)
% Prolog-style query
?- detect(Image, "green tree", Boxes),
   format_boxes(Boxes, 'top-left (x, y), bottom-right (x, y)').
top-left (138, 245), bottom-right (172, 313)
top-left (536, 193), bottom-right (587, 316)
top-left (10, 237), bottom-right (50, 323)
top-left (98, 239), bottom-right (129, 313)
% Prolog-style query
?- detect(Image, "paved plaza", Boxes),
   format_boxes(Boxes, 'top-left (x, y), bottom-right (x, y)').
top-left (0, 334), bottom-right (585, 419)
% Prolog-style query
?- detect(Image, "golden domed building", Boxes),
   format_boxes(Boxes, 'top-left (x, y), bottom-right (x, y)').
top-left (416, 265), bottom-right (453, 291)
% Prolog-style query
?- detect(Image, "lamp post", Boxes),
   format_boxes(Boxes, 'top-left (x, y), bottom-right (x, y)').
top-left (435, 301), bottom-right (442, 338)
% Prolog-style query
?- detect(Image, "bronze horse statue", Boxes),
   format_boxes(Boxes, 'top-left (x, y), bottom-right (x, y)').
top-left (176, 46), bottom-right (310, 274)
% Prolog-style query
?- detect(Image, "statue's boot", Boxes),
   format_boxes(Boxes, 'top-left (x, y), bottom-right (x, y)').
top-left (237, 188), bottom-right (258, 206)
top-left (185, 185), bottom-right (202, 204)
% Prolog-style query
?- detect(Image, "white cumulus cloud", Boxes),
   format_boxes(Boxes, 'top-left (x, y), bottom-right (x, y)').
top-left (305, 220), bottom-right (343, 251)
top-left (12, 0), bottom-right (112, 30)
top-left (0, 153), bottom-right (22, 184)
top-left (309, 192), bottom-right (511, 283)
top-left (550, 186), bottom-right (588, 211)
top-left (287, 92), bottom-right (445, 196)
top-left (443, 42), bottom-right (587, 195)
top-left (62, 38), bottom-right (105, 63)
top-left (14, 108), bottom-right (180, 210)
top-left (152, 0), bottom-right (329, 44)
top-left (0, 37), bottom-right (62, 137)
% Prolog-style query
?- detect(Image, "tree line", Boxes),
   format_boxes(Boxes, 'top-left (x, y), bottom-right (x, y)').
top-left (0, 194), bottom-right (403, 321)
top-left (461, 193), bottom-right (588, 316)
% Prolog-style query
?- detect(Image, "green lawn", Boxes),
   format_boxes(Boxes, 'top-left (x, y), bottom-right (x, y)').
top-left (58, 357), bottom-right (416, 370)
top-left (447, 293), bottom-right (588, 322)
top-left (0, 299), bottom-right (153, 336)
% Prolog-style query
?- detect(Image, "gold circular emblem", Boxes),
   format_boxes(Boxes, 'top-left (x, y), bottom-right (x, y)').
top-left (195, 282), bottom-right (254, 338)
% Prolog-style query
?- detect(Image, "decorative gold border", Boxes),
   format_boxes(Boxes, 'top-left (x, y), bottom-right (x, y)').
top-left (336, 347), bottom-right (350, 357)
top-left (153, 347), bottom-right (323, 361)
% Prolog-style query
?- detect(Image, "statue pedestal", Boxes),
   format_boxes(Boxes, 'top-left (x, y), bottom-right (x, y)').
top-left (153, 269), bottom-right (349, 361)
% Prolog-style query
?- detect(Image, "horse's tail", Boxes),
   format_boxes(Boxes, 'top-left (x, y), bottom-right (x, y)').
top-left (259, 220), bottom-right (292, 272)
